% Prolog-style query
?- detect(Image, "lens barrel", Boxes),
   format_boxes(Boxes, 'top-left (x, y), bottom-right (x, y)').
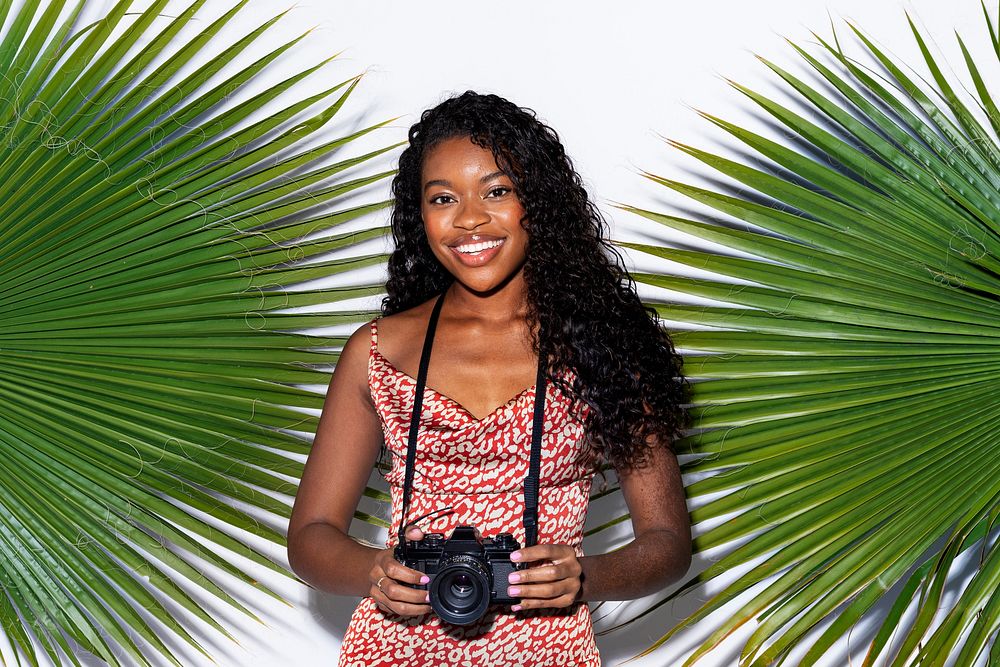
top-left (428, 555), bottom-right (492, 625)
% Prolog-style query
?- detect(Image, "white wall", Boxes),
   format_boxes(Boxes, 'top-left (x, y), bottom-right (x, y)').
top-left (4, 0), bottom-right (992, 665)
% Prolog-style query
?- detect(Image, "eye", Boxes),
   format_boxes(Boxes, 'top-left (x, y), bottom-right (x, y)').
top-left (485, 186), bottom-right (512, 198)
top-left (429, 193), bottom-right (455, 205)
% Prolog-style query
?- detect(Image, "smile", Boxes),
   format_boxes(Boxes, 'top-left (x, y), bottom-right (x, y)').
top-left (448, 238), bottom-right (505, 266)
top-left (454, 239), bottom-right (504, 254)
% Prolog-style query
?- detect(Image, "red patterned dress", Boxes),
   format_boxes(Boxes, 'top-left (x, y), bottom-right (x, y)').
top-left (336, 318), bottom-right (601, 667)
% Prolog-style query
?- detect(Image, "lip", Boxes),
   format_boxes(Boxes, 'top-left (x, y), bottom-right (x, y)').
top-left (448, 237), bottom-right (505, 267)
top-left (447, 233), bottom-right (505, 247)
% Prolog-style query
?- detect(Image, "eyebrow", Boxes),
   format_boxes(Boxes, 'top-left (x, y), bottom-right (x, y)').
top-left (422, 170), bottom-right (508, 192)
top-left (423, 179), bottom-right (449, 191)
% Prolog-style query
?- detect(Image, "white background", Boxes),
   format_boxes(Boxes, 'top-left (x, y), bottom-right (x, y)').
top-left (3, 0), bottom-right (994, 665)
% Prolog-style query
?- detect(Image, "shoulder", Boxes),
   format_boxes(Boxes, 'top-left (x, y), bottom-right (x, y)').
top-left (340, 317), bottom-right (377, 365)
top-left (328, 319), bottom-right (380, 407)
top-left (367, 296), bottom-right (439, 361)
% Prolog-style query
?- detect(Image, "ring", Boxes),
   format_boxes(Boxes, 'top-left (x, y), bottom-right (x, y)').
top-left (376, 576), bottom-right (387, 593)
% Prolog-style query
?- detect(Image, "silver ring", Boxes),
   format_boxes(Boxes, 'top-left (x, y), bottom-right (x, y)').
top-left (376, 576), bottom-right (387, 593)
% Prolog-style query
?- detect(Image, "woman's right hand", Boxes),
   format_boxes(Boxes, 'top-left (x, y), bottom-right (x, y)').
top-left (369, 526), bottom-right (432, 618)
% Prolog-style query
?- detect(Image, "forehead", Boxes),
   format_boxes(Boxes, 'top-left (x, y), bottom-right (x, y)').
top-left (421, 136), bottom-right (503, 180)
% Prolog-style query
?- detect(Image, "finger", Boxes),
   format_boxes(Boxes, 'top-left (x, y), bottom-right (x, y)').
top-left (507, 561), bottom-right (579, 585)
top-left (380, 578), bottom-right (434, 606)
top-left (372, 588), bottom-right (432, 617)
top-left (404, 525), bottom-right (425, 541)
top-left (507, 580), bottom-right (578, 602)
top-left (382, 559), bottom-right (431, 586)
top-left (513, 591), bottom-right (578, 611)
top-left (509, 574), bottom-right (581, 610)
top-left (511, 544), bottom-right (572, 564)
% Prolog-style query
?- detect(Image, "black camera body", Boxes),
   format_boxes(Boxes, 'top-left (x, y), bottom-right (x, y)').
top-left (394, 525), bottom-right (525, 625)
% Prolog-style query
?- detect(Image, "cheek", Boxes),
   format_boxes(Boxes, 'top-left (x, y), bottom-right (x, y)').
top-left (421, 207), bottom-right (447, 238)
top-left (423, 235), bottom-right (450, 267)
top-left (420, 219), bottom-right (450, 263)
top-left (497, 202), bottom-right (527, 227)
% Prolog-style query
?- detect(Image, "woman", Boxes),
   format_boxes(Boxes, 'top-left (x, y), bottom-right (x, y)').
top-left (287, 91), bottom-right (691, 666)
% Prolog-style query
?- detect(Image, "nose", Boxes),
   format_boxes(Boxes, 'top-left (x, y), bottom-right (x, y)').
top-left (453, 197), bottom-right (490, 230)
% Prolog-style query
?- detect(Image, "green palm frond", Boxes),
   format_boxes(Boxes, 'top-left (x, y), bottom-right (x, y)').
top-left (619, 3), bottom-right (1000, 665)
top-left (0, 2), bottom-right (394, 665)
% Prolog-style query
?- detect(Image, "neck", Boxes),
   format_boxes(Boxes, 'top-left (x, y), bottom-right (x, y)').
top-left (444, 274), bottom-right (529, 326)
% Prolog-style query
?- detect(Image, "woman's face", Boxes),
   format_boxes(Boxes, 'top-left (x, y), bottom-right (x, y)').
top-left (420, 136), bottom-right (528, 295)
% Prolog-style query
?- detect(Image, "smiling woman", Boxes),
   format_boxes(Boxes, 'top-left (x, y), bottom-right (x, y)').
top-left (421, 137), bottom-right (528, 282)
top-left (286, 91), bottom-right (692, 667)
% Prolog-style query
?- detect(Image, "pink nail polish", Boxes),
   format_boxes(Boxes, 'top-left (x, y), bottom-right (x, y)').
top-left (508, 587), bottom-right (520, 596)
top-left (511, 605), bottom-right (522, 612)
top-left (419, 575), bottom-right (430, 584)
top-left (508, 573), bottom-right (520, 583)
top-left (510, 551), bottom-right (522, 561)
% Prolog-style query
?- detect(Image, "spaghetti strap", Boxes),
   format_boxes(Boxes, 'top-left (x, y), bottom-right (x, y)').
top-left (366, 319), bottom-right (381, 390)
top-left (369, 318), bottom-right (380, 356)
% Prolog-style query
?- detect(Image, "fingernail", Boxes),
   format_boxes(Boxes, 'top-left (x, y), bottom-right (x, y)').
top-left (425, 593), bottom-right (430, 602)
top-left (510, 551), bottom-right (521, 561)
top-left (419, 576), bottom-right (430, 584)
top-left (508, 587), bottom-right (520, 596)
top-left (508, 573), bottom-right (520, 583)
top-left (511, 605), bottom-right (522, 612)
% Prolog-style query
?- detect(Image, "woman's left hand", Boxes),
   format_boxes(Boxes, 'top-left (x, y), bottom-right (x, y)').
top-left (506, 543), bottom-right (582, 611)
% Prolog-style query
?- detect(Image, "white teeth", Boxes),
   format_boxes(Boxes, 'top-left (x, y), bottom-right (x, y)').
top-left (454, 239), bottom-right (503, 254)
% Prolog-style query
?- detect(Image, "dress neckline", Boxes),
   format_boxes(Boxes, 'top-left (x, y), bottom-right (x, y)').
top-left (371, 346), bottom-right (538, 423)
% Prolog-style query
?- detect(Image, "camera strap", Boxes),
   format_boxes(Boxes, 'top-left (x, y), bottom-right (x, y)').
top-left (398, 290), bottom-right (547, 548)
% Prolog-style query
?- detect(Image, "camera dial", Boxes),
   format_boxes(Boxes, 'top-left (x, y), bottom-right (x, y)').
top-left (492, 533), bottom-right (518, 549)
top-left (417, 533), bottom-right (444, 548)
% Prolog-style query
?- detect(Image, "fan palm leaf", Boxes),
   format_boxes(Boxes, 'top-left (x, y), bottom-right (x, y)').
top-left (616, 2), bottom-right (1000, 665)
top-left (0, 1), bottom-right (393, 665)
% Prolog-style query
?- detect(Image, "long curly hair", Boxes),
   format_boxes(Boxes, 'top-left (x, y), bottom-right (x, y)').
top-left (383, 91), bottom-right (687, 471)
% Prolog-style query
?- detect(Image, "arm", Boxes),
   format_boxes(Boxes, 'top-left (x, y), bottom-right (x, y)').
top-left (578, 442), bottom-right (691, 600)
top-left (507, 441), bottom-right (691, 608)
top-left (286, 321), bottom-right (430, 616)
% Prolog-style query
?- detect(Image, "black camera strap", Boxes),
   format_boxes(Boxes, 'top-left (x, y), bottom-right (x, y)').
top-left (398, 290), bottom-right (547, 548)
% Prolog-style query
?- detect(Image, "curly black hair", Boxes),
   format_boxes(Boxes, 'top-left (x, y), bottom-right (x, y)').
top-left (382, 91), bottom-right (687, 471)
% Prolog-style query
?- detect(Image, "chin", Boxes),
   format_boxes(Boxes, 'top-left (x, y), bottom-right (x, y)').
top-left (447, 273), bottom-right (496, 291)
top-left (442, 260), bottom-right (525, 295)
top-left (458, 281), bottom-right (501, 295)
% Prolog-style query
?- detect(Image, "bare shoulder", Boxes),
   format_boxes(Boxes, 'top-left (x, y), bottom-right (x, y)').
top-left (331, 317), bottom-right (385, 407)
top-left (371, 297), bottom-right (439, 365)
top-left (338, 318), bottom-right (376, 369)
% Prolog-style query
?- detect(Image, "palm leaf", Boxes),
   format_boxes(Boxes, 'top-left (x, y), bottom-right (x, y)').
top-left (0, 1), bottom-right (394, 665)
top-left (618, 4), bottom-right (1000, 665)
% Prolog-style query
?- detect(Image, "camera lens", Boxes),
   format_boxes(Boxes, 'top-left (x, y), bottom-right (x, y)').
top-left (449, 574), bottom-right (475, 599)
top-left (429, 557), bottom-right (491, 625)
